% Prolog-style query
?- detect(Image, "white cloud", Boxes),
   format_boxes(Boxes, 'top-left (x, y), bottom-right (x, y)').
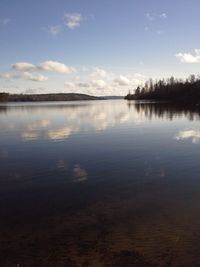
top-left (176, 49), bottom-right (200, 63)
top-left (39, 61), bottom-right (76, 73)
top-left (64, 13), bottom-right (83, 29)
top-left (159, 13), bottom-right (167, 19)
top-left (134, 73), bottom-right (146, 79)
top-left (91, 80), bottom-right (106, 88)
top-left (77, 79), bottom-right (106, 89)
top-left (90, 68), bottom-right (108, 78)
top-left (11, 61), bottom-right (76, 74)
top-left (114, 75), bottom-right (131, 86)
top-left (73, 71), bottom-right (145, 95)
top-left (81, 66), bottom-right (89, 72)
top-left (48, 25), bottom-right (62, 36)
top-left (0, 72), bottom-right (16, 79)
top-left (77, 82), bottom-right (91, 88)
top-left (12, 62), bottom-right (36, 72)
top-left (146, 12), bottom-right (168, 21)
top-left (0, 71), bottom-right (48, 82)
top-left (0, 61), bottom-right (76, 85)
top-left (64, 81), bottom-right (75, 88)
top-left (23, 72), bottom-right (48, 82)
top-left (1, 60), bottom-right (147, 96)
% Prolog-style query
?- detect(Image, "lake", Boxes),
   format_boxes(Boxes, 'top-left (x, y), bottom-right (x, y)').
top-left (1, 100), bottom-right (200, 266)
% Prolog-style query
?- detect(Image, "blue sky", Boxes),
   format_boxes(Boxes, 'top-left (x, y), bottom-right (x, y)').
top-left (1, 0), bottom-right (200, 95)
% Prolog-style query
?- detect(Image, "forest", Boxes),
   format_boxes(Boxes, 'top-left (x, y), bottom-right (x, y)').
top-left (125, 74), bottom-right (200, 104)
top-left (0, 93), bottom-right (100, 102)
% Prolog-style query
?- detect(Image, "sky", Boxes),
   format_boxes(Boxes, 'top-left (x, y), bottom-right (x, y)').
top-left (1, 0), bottom-right (200, 96)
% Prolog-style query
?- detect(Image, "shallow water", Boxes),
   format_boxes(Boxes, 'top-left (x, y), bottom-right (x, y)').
top-left (1, 100), bottom-right (200, 266)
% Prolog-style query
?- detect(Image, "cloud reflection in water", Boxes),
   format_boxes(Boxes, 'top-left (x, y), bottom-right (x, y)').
top-left (14, 101), bottom-right (145, 141)
top-left (175, 130), bottom-right (200, 144)
top-left (72, 164), bottom-right (88, 183)
top-left (47, 127), bottom-right (77, 140)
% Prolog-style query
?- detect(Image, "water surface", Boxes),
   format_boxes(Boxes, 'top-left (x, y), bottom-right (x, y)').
top-left (1, 100), bottom-right (200, 266)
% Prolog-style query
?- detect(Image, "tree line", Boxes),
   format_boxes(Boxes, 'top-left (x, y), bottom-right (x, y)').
top-left (125, 74), bottom-right (200, 103)
top-left (0, 93), bottom-right (9, 102)
top-left (0, 93), bottom-right (100, 102)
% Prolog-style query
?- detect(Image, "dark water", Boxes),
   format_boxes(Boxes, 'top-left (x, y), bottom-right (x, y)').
top-left (1, 100), bottom-right (200, 266)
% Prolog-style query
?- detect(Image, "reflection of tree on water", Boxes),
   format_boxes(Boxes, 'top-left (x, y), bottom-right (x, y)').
top-left (129, 101), bottom-right (200, 121)
top-left (0, 105), bottom-right (7, 115)
top-left (0, 102), bottom-right (93, 115)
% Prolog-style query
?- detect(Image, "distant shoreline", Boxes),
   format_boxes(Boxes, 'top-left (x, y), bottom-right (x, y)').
top-left (0, 93), bottom-right (100, 102)
top-left (0, 93), bottom-right (124, 102)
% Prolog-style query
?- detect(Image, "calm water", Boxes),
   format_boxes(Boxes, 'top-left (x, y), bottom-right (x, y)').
top-left (1, 100), bottom-right (200, 266)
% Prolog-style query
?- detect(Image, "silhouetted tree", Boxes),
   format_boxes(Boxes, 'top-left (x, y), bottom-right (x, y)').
top-left (125, 74), bottom-right (200, 104)
top-left (0, 93), bottom-right (9, 102)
